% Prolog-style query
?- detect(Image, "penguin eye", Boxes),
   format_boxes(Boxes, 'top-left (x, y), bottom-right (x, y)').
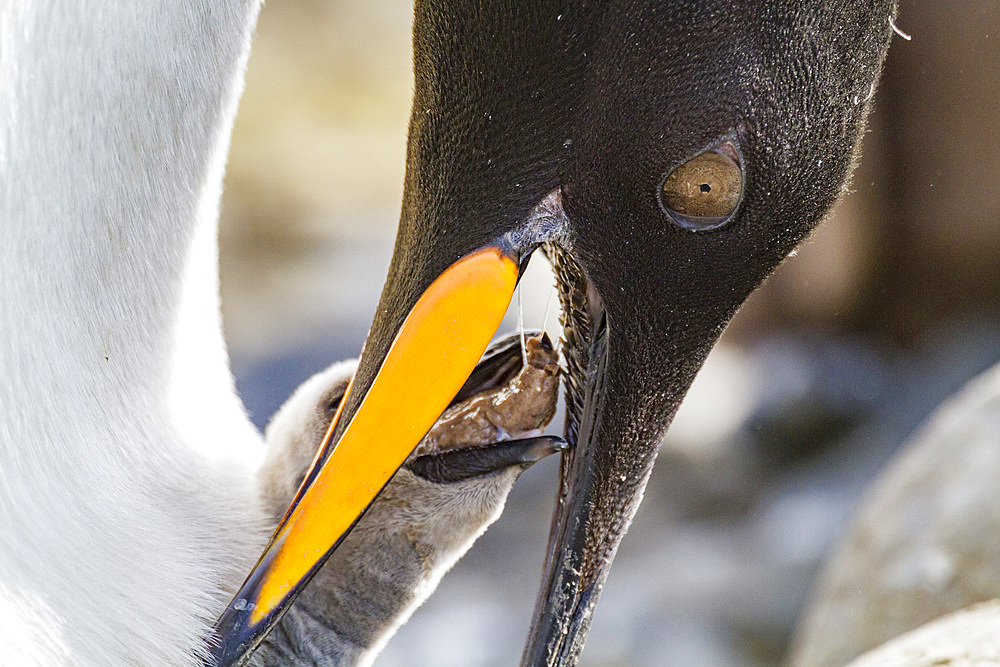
top-left (659, 144), bottom-right (743, 231)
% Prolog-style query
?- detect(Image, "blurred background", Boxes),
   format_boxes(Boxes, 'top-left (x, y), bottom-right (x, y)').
top-left (220, 2), bottom-right (1000, 665)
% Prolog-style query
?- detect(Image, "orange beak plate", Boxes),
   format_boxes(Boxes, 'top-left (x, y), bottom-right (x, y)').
top-left (207, 246), bottom-right (520, 665)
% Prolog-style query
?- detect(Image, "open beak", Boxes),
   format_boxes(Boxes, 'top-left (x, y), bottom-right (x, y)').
top-left (209, 209), bottom-right (711, 667)
top-left (207, 245), bottom-right (520, 665)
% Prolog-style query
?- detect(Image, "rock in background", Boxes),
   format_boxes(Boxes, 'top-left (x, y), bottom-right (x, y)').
top-left (790, 362), bottom-right (1000, 667)
top-left (848, 600), bottom-right (1000, 667)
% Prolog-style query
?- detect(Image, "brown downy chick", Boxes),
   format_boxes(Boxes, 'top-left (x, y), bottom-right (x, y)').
top-left (254, 333), bottom-right (561, 666)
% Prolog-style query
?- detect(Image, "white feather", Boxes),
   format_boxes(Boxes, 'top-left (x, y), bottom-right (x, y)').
top-left (0, 2), bottom-right (269, 663)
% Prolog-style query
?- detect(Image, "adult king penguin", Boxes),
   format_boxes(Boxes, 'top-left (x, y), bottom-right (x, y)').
top-left (214, 1), bottom-right (899, 665)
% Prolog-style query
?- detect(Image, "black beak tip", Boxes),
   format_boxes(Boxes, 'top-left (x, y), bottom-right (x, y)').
top-left (524, 434), bottom-right (569, 461)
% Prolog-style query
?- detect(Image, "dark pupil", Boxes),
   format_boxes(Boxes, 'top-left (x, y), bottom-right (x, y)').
top-left (699, 183), bottom-right (712, 193)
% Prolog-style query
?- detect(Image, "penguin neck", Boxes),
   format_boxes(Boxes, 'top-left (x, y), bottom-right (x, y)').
top-left (0, 0), bottom-right (265, 480)
top-left (0, 4), bottom-right (273, 662)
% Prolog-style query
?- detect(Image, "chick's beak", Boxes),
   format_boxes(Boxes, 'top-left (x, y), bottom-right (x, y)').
top-left (207, 245), bottom-right (520, 666)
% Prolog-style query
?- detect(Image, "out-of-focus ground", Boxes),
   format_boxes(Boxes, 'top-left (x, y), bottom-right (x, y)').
top-left (220, 2), bottom-right (1000, 665)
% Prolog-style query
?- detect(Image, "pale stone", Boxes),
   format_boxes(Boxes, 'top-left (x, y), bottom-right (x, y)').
top-left (790, 363), bottom-right (1000, 666)
top-left (848, 600), bottom-right (1000, 667)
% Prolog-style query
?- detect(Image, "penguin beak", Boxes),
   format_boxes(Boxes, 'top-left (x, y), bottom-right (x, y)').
top-left (521, 274), bottom-right (666, 667)
top-left (519, 242), bottom-right (723, 666)
top-left (523, 296), bottom-right (612, 667)
top-left (208, 245), bottom-right (521, 665)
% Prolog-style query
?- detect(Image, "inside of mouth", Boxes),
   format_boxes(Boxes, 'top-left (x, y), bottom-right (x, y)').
top-left (408, 331), bottom-right (559, 463)
top-left (542, 242), bottom-right (606, 450)
top-left (400, 249), bottom-right (577, 483)
top-left (449, 331), bottom-right (542, 406)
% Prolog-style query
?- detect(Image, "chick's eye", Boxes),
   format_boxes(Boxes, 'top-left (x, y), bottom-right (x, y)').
top-left (659, 145), bottom-right (743, 231)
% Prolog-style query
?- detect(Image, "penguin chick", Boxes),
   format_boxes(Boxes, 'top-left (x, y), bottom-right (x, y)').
top-left (254, 334), bottom-right (561, 666)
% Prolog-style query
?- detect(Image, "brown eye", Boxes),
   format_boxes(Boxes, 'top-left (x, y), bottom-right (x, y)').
top-left (659, 146), bottom-right (743, 231)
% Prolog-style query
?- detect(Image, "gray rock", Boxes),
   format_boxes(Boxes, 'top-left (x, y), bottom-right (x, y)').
top-left (789, 362), bottom-right (1000, 667)
top-left (848, 600), bottom-right (1000, 667)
